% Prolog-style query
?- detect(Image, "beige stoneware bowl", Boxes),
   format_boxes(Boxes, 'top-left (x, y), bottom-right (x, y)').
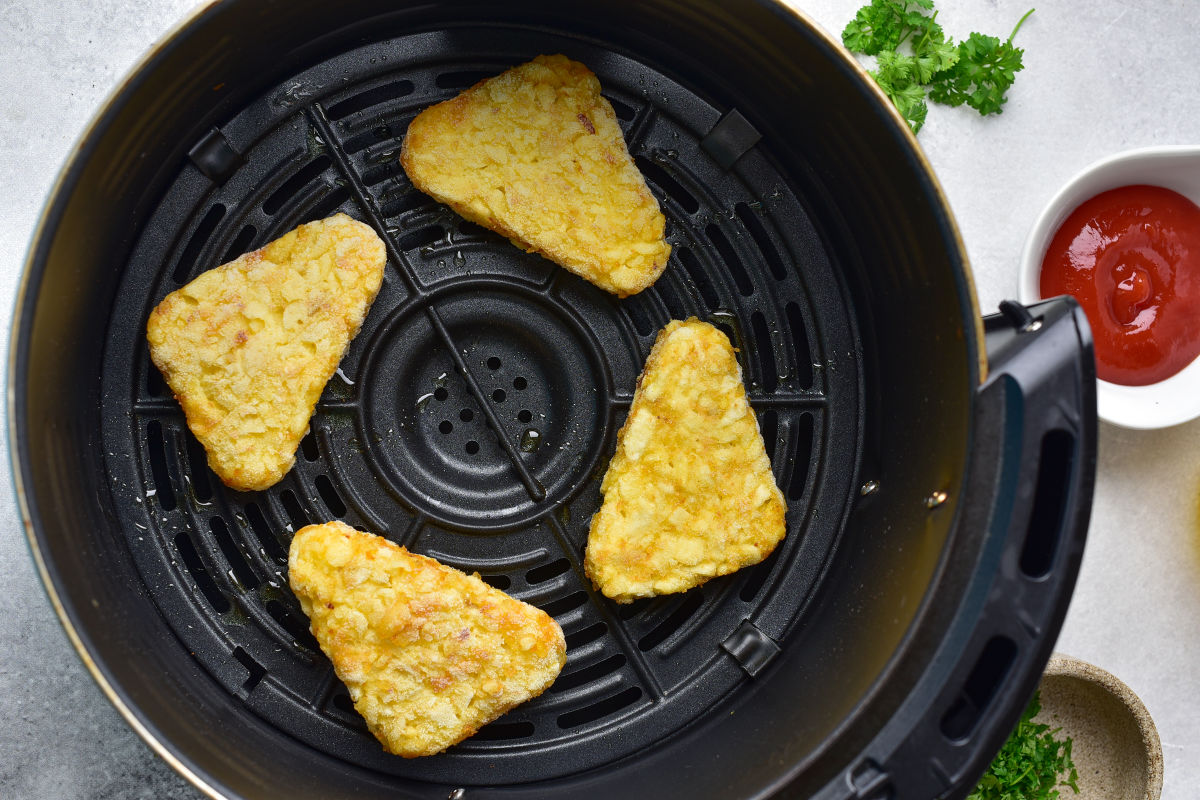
top-left (1036, 654), bottom-right (1163, 800)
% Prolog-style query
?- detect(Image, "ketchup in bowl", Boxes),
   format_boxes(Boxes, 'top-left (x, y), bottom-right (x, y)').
top-left (1040, 184), bottom-right (1200, 386)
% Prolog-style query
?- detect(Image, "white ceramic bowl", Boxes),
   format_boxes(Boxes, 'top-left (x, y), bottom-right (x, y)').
top-left (1019, 145), bottom-right (1200, 429)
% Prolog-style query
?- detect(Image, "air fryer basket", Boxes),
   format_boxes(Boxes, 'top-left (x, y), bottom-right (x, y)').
top-left (11, 1), bottom-right (1096, 798)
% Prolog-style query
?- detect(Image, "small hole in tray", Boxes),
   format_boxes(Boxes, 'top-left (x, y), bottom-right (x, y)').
top-left (175, 531), bottom-right (229, 614)
top-left (232, 646), bottom-right (267, 695)
top-left (556, 686), bottom-right (643, 729)
top-left (465, 441), bottom-right (480, 455)
top-left (637, 591), bottom-right (705, 651)
top-left (480, 574), bottom-right (511, 590)
top-left (513, 376), bottom-right (527, 390)
top-left (526, 558), bottom-right (571, 585)
top-left (487, 356), bottom-right (502, 370)
top-left (439, 420), bottom-right (453, 434)
top-left (788, 414), bottom-right (815, 501)
top-left (492, 389), bottom-right (506, 403)
top-left (473, 720), bottom-right (535, 741)
top-left (565, 622), bottom-right (608, 649)
top-left (146, 420), bottom-right (178, 511)
top-left (459, 408), bottom-right (473, 422)
top-left (263, 156), bottom-right (330, 216)
top-left (315, 475), bottom-right (348, 518)
top-left (518, 409), bottom-right (533, 424)
top-left (549, 654), bottom-right (627, 693)
top-left (434, 387), bottom-right (448, 401)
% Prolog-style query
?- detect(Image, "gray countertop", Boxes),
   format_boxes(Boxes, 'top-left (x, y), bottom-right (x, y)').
top-left (3, 1), bottom-right (1198, 797)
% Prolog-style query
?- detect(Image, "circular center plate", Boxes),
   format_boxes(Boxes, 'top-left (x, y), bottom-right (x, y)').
top-left (361, 280), bottom-right (609, 530)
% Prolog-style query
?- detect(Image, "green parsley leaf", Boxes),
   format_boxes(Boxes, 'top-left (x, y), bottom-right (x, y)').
top-left (842, 0), bottom-right (907, 55)
top-left (967, 691), bottom-right (1079, 800)
top-left (928, 32), bottom-right (1026, 115)
top-left (841, 1), bottom-right (1033, 133)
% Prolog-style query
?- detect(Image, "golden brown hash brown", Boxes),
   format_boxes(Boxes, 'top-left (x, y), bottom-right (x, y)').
top-left (288, 522), bottom-right (567, 757)
top-left (146, 213), bottom-right (386, 492)
top-left (400, 54), bottom-right (671, 297)
top-left (584, 318), bottom-right (787, 602)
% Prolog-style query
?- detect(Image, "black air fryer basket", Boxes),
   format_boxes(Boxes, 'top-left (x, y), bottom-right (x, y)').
top-left (11, 2), bottom-right (1096, 798)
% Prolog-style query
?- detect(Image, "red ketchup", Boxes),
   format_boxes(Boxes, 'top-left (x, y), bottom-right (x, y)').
top-left (1040, 184), bottom-right (1200, 385)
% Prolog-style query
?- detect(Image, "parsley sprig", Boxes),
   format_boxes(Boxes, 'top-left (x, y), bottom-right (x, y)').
top-left (842, 1), bottom-right (1034, 133)
top-left (968, 691), bottom-right (1080, 800)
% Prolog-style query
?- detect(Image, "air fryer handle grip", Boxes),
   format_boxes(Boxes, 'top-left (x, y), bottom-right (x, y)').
top-left (866, 296), bottom-right (1097, 800)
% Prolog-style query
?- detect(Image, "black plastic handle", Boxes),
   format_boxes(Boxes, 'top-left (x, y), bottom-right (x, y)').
top-left (827, 297), bottom-right (1097, 800)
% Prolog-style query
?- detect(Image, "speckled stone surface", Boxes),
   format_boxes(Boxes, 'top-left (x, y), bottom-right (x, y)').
top-left (3, 1), bottom-right (1200, 798)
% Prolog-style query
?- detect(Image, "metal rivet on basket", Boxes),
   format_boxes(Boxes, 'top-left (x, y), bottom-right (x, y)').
top-left (860, 480), bottom-right (879, 496)
top-left (925, 490), bottom-right (948, 509)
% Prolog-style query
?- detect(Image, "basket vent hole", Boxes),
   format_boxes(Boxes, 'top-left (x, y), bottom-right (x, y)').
top-left (565, 622), bottom-right (608, 649)
top-left (788, 414), bottom-right (814, 501)
top-left (487, 356), bottom-right (502, 370)
top-left (223, 224), bottom-right (257, 262)
top-left (456, 220), bottom-right (495, 240)
top-left (738, 555), bottom-right (775, 604)
top-left (634, 155), bottom-right (700, 214)
top-left (465, 441), bottom-right (480, 455)
top-left (398, 225), bottom-right (445, 251)
top-left (1020, 429), bottom-right (1074, 578)
top-left (146, 420), bottom-right (178, 511)
top-left (315, 475), bottom-right (348, 518)
top-left (232, 646), bottom-right (267, 697)
top-left (266, 599), bottom-right (319, 650)
top-left (380, 191), bottom-right (431, 219)
top-left (436, 69), bottom-right (495, 90)
top-left (263, 155), bottom-right (330, 216)
top-left (433, 387), bottom-right (448, 402)
top-left (459, 408), bottom-right (474, 422)
top-left (540, 591), bottom-right (588, 617)
top-left (439, 420), bottom-right (453, 434)
top-left (492, 389), bottom-right (506, 403)
top-left (637, 591), bottom-right (706, 651)
top-left (172, 203), bottom-right (226, 284)
top-left (750, 311), bottom-right (779, 393)
top-left (513, 376), bottom-right (527, 390)
top-left (939, 635), bottom-right (1018, 742)
top-left (604, 94), bottom-right (637, 122)
top-left (518, 409), bottom-right (533, 424)
top-left (184, 433), bottom-right (214, 503)
top-left (175, 532), bottom-right (229, 613)
top-left (244, 501), bottom-right (286, 563)
top-left (307, 186), bottom-right (352, 221)
top-left (326, 79), bottom-right (416, 120)
top-left (736, 202), bottom-right (787, 281)
top-left (526, 558), bottom-right (571, 585)
top-left (785, 302), bottom-right (814, 389)
top-left (550, 654), bottom-right (627, 694)
top-left (363, 159), bottom-right (406, 188)
top-left (679, 247), bottom-right (720, 310)
top-left (616, 598), bottom-right (650, 620)
top-left (480, 574), bottom-right (511, 590)
top-left (621, 293), bottom-right (657, 337)
top-left (557, 687), bottom-right (642, 729)
top-left (760, 409), bottom-right (778, 463)
top-left (279, 490), bottom-right (310, 532)
top-left (146, 362), bottom-right (167, 398)
top-left (300, 431), bottom-right (320, 462)
top-left (706, 223), bottom-right (754, 297)
top-left (212, 516), bottom-right (260, 591)
top-left (332, 691), bottom-right (357, 715)
top-left (473, 720), bottom-right (536, 741)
